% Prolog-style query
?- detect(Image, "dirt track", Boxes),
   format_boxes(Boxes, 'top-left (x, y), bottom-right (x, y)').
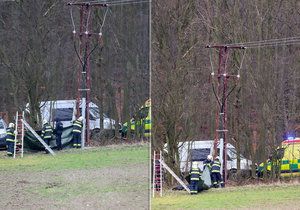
top-left (0, 149), bottom-right (149, 210)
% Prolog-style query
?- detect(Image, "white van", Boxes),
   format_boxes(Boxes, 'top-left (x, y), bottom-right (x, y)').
top-left (0, 118), bottom-right (7, 148)
top-left (27, 100), bottom-right (116, 131)
top-left (178, 140), bottom-right (252, 173)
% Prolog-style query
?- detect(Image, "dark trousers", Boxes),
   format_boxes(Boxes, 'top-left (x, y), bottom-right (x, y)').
top-left (56, 134), bottom-right (62, 150)
top-left (73, 132), bottom-right (81, 148)
top-left (44, 138), bottom-right (51, 153)
top-left (6, 141), bottom-right (14, 156)
top-left (211, 172), bottom-right (223, 188)
top-left (189, 180), bottom-right (199, 194)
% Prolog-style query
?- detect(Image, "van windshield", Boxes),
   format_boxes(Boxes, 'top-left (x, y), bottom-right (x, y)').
top-left (191, 148), bottom-right (210, 161)
top-left (228, 148), bottom-right (245, 159)
top-left (89, 107), bottom-right (108, 118)
top-left (53, 108), bottom-right (73, 121)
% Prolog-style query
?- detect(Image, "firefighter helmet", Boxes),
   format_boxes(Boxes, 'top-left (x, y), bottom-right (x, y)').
top-left (192, 161), bottom-right (198, 168)
top-left (8, 123), bottom-right (15, 128)
top-left (207, 155), bottom-right (213, 160)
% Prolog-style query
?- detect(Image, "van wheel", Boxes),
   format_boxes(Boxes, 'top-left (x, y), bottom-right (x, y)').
top-left (91, 128), bottom-right (101, 137)
top-left (91, 129), bottom-right (115, 141)
top-left (228, 169), bottom-right (238, 180)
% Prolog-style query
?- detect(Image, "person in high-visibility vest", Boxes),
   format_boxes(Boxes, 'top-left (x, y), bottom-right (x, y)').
top-left (211, 156), bottom-right (224, 188)
top-left (41, 120), bottom-right (53, 153)
top-left (143, 106), bottom-right (151, 138)
top-left (203, 154), bottom-right (213, 171)
top-left (72, 116), bottom-right (83, 148)
top-left (6, 123), bottom-right (16, 156)
top-left (189, 161), bottom-right (201, 194)
top-left (130, 118), bottom-right (135, 134)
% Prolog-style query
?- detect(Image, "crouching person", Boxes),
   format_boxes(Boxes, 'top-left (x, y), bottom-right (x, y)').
top-left (189, 162), bottom-right (201, 194)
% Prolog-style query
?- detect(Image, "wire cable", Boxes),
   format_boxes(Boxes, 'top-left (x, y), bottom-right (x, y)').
top-left (209, 48), bottom-right (214, 74)
top-left (238, 50), bottom-right (246, 76)
top-left (226, 36), bottom-right (300, 47)
top-left (243, 40), bottom-right (300, 48)
top-left (70, 7), bottom-right (76, 33)
top-left (99, 7), bottom-right (109, 34)
top-left (70, 0), bottom-right (150, 6)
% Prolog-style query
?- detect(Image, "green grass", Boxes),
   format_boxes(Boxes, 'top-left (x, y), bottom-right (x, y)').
top-left (152, 184), bottom-right (300, 209)
top-left (0, 144), bottom-right (148, 172)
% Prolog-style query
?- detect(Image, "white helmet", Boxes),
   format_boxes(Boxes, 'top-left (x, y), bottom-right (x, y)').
top-left (192, 162), bottom-right (198, 168)
top-left (78, 116), bottom-right (84, 121)
top-left (9, 123), bottom-right (15, 128)
top-left (207, 155), bottom-right (213, 160)
top-left (43, 120), bottom-right (48, 125)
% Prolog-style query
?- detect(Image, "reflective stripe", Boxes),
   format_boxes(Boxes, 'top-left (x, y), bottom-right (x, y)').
top-left (212, 163), bottom-right (221, 167)
top-left (74, 123), bottom-right (82, 128)
top-left (6, 139), bottom-right (16, 142)
top-left (73, 130), bottom-right (81, 133)
top-left (191, 178), bottom-right (200, 181)
top-left (45, 129), bottom-right (52, 132)
top-left (6, 132), bottom-right (14, 135)
top-left (44, 136), bottom-right (52, 139)
top-left (191, 171), bottom-right (201, 175)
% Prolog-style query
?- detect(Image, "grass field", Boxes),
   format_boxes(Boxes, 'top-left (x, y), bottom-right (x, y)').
top-left (0, 143), bottom-right (149, 209)
top-left (152, 183), bottom-right (300, 210)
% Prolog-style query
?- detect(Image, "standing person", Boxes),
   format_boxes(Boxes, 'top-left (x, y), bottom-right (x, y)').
top-left (55, 119), bottom-right (63, 150)
top-left (211, 156), bottom-right (224, 188)
top-left (203, 154), bottom-right (213, 171)
top-left (72, 116), bottom-right (83, 148)
top-left (189, 161), bottom-right (201, 194)
top-left (6, 123), bottom-right (16, 157)
top-left (41, 120), bottom-right (53, 153)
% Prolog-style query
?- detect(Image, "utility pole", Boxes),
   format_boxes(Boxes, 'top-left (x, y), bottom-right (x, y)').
top-left (68, 1), bottom-right (107, 146)
top-left (206, 45), bottom-right (244, 186)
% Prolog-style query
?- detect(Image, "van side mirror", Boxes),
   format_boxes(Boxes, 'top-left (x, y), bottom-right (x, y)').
top-left (227, 154), bottom-right (232, 161)
top-left (89, 114), bottom-right (95, 120)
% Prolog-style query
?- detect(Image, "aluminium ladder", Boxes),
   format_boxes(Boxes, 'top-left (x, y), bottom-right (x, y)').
top-left (13, 111), bottom-right (24, 158)
top-left (152, 150), bottom-right (163, 197)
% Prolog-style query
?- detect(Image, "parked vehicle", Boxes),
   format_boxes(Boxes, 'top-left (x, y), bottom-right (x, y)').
top-left (26, 100), bottom-right (117, 132)
top-left (257, 138), bottom-right (300, 177)
top-left (177, 140), bottom-right (252, 174)
top-left (0, 118), bottom-right (7, 148)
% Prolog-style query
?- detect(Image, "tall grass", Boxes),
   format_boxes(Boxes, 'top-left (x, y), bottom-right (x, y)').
top-left (0, 144), bottom-right (148, 172)
top-left (152, 184), bottom-right (300, 209)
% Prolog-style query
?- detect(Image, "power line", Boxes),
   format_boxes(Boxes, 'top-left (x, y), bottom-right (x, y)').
top-left (244, 41), bottom-right (300, 48)
top-left (69, 0), bottom-right (150, 6)
top-left (226, 36), bottom-right (300, 48)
